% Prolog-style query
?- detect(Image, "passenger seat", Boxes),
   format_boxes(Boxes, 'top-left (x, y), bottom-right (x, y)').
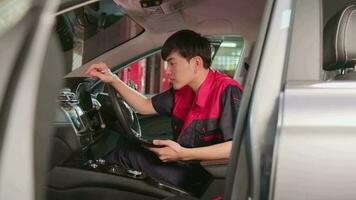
top-left (323, 5), bottom-right (356, 79)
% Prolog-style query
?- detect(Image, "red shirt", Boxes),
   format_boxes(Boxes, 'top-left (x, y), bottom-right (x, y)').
top-left (152, 70), bottom-right (243, 148)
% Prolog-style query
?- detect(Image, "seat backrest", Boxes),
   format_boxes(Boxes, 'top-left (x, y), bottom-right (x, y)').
top-left (323, 5), bottom-right (356, 79)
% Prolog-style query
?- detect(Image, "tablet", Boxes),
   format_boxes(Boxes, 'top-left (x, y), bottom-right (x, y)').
top-left (128, 136), bottom-right (164, 147)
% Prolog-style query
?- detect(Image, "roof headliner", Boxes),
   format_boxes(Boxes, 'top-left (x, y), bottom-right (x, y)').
top-left (64, 0), bottom-right (266, 77)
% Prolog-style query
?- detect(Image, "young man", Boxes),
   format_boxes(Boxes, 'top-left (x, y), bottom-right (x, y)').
top-left (85, 30), bottom-right (243, 189)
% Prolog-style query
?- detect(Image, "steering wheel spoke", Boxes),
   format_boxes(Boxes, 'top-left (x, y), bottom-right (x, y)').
top-left (107, 84), bottom-right (142, 139)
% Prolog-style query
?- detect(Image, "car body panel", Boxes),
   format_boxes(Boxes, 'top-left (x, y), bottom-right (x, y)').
top-left (0, 1), bottom-right (62, 200)
top-left (271, 81), bottom-right (356, 200)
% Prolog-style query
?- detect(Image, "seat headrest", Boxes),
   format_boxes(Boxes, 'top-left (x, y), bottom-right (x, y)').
top-left (323, 5), bottom-right (356, 71)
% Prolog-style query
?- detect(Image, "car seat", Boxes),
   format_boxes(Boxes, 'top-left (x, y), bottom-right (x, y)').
top-left (323, 5), bottom-right (356, 79)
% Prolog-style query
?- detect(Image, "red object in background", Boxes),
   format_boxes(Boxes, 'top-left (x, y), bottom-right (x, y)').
top-left (120, 55), bottom-right (170, 94)
top-left (129, 62), bottom-right (143, 92)
top-left (161, 61), bottom-right (170, 91)
top-left (212, 196), bottom-right (223, 200)
top-left (120, 68), bottom-right (129, 83)
top-left (120, 61), bottom-right (143, 92)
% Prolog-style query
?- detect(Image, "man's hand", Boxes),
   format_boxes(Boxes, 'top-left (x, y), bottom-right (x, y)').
top-left (85, 62), bottom-right (117, 84)
top-left (146, 140), bottom-right (187, 162)
top-left (147, 140), bottom-right (233, 161)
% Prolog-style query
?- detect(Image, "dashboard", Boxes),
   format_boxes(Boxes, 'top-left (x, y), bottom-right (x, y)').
top-left (52, 88), bottom-right (190, 197)
top-left (58, 87), bottom-right (106, 147)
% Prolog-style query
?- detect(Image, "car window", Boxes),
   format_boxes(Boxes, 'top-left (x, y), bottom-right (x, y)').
top-left (117, 51), bottom-right (170, 96)
top-left (210, 36), bottom-right (244, 78)
top-left (55, 0), bottom-right (144, 72)
top-left (0, 0), bottom-right (30, 36)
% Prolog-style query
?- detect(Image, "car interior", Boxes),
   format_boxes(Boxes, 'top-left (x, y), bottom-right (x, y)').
top-left (2, 0), bottom-right (356, 199)
top-left (43, 0), bottom-right (356, 200)
top-left (47, 0), bottom-right (266, 200)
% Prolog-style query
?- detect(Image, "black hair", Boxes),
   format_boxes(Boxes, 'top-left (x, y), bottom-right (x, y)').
top-left (161, 29), bottom-right (212, 69)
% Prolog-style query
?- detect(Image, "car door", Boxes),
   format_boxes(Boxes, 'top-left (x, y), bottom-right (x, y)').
top-left (225, 0), bottom-right (356, 200)
top-left (0, 1), bottom-right (64, 200)
top-left (270, 0), bottom-right (356, 200)
top-left (223, 0), bottom-right (292, 199)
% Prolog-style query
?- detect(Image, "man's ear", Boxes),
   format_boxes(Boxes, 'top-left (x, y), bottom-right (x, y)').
top-left (192, 56), bottom-right (204, 71)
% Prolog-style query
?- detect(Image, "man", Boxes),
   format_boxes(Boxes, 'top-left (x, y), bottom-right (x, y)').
top-left (85, 30), bottom-right (243, 190)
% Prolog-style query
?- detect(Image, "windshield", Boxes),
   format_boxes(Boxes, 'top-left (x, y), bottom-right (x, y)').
top-left (55, 0), bottom-right (144, 72)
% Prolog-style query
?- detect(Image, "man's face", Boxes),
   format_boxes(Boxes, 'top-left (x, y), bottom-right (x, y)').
top-left (166, 51), bottom-right (195, 90)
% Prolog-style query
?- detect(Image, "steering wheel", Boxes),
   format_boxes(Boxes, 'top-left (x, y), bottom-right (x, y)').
top-left (106, 83), bottom-right (143, 140)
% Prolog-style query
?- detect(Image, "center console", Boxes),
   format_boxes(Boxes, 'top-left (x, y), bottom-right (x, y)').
top-left (61, 157), bottom-right (190, 196)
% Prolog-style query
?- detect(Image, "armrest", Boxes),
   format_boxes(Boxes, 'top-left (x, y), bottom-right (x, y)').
top-left (200, 159), bottom-right (228, 178)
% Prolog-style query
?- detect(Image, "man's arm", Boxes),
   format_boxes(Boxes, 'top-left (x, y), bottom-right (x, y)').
top-left (85, 62), bottom-right (157, 115)
top-left (109, 76), bottom-right (157, 115)
top-left (147, 140), bottom-right (232, 162)
top-left (180, 141), bottom-right (232, 160)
